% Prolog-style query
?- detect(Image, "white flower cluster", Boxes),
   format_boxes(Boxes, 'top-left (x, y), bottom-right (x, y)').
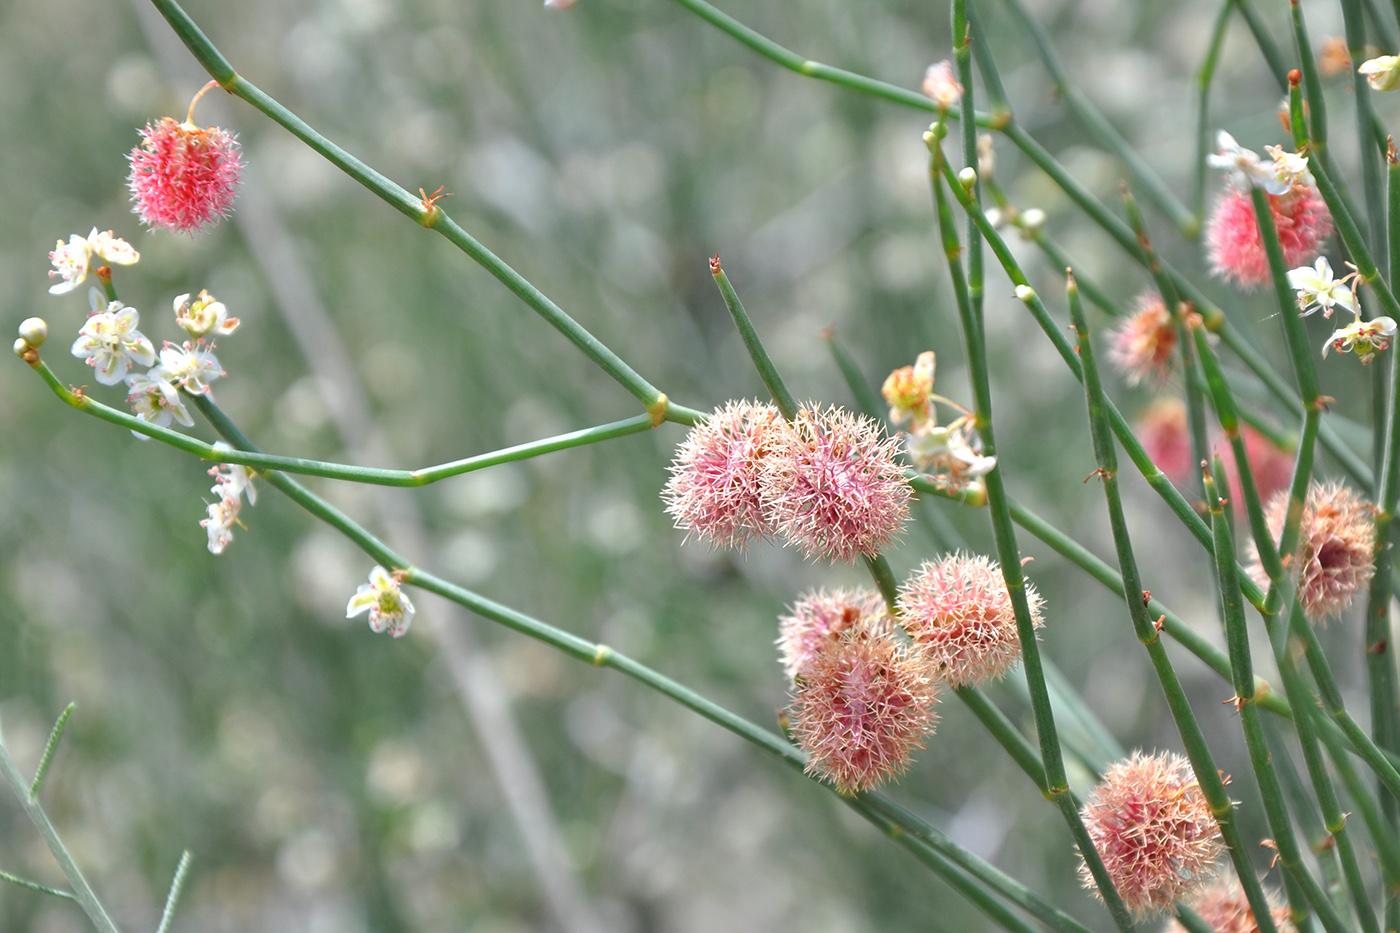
top-left (1286, 256), bottom-right (1397, 365)
top-left (47, 228), bottom-right (254, 551)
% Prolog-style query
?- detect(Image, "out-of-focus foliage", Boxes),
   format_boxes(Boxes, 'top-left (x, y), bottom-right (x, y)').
top-left (0, 0), bottom-right (1385, 930)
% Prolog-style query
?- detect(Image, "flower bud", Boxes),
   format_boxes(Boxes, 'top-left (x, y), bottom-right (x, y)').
top-left (921, 61), bottom-right (963, 110)
top-left (1015, 284), bottom-right (1036, 302)
top-left (1019, 208), bottom-right (1046, 236)
top-left (13, 338), bottom-right (30, 358)
top-left (957, 167), bottom-right (977, 191)
top-left (18, 317), bottom-right (48, 348)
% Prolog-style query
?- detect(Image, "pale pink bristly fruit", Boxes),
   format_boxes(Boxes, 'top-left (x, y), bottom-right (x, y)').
top-left (663, 400), bottom-right (786, 549)
top-left (1249, 480), bottom-right (1375, 623)
top-left (1109, 291), bottom-right (1177, 387)
top-left (1165, 878), bottom-right (1293, 933)
top-left (762, 405), bottom-right (911, 562)
top-left (789, 628), bottom-right (938, 794)
top-left (1079, 751), bottom-right (1223, 915)
top-left (776, 587), bottom-right (887, 684)
top-left (898, 553), bottom-right (1041, 687)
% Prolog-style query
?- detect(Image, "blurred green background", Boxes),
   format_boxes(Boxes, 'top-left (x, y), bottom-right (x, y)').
top-left (0, 0), bottom-right (1392, 930)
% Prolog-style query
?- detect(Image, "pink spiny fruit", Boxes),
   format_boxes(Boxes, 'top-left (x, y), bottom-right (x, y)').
top-left (1248, 480), bottom-right (1375, 624)
top-left (1206, 186), bottom-right (1332, 288)
top-left (789, 626), bottom-right (939, 794)
top-left (777, 587), bottom-right (887, 684)
top-left (897, 552), bottom-right (1042, 687)
top-left (762, 404), bottom-right (911, 562)
top-left (1079, 751), bottom-right (1223, 915)
top-left (663, 399), bottom-right (787, 549)
top-left (1165, 878), bottom-right (1293, 933)
top-left (1109, 291), bottom-right (1177, 387)
top-left (128, 81), bottom-right (242, 234)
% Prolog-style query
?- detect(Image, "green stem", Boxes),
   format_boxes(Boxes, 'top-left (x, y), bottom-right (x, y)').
top-left (0, 870), bottom-right (78, 903)
top-left (0, 735), bottom-right (122, 933)
top-left (710, 259), bottom-right (799, 421)
top-left (1007, 496), bottom-right (1290, 717)
top-left (155, 851), bottom-right (193, 933)
top-left (1070, 276), bottom-right (1280, 933)
top-left (821, 330), bottom-right (886, 420)
top-left (148, 0), bottom-right (666, 411)
top-left (954, 686), bottom-right (1051, 794)
top-left (1232, 0), bottom-right (1293, 87)
top-left (1206, 473), bottom-right (1347, 933)
top-left (186, 395), bottom-right (1081, 932)
top-left (1288, 0), bottom-right (1329, 165)
top-left (26, 360), bottom-right (672, 483)
top-left (994, 0), bottom-right (1195, 234)
top-left (29, 703), bottom-right (73, 800)
top-left (1298, 93), bottom-right (1400, 325)
top-left (650, 0), bottom-right (1373, 490)
top-left (1370, 151), bottom-right (1400, 858)
top-left (928, 125), bottom-right (1135, 932)
top-left (1195, 0), bottom-right (1234, 221)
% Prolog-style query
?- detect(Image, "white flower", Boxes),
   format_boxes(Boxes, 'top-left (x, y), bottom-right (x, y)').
top-left (160, 340), bottom-right (224, 395)
top-left (1359, 55), bottom-right (1400, 91)
top-left (70, 303), bottom-right (157, 385)
top-left (46, 230), bottom-right (139, 296)
top-left (346, 566), bottom-right (416, 637)
top-left (201, 496), bottom-right (240, 554)
top-left (1324, 315), bottom-right (1398, 363)
top-left (85, 228), bottom-right (139, 266)
top-left (174, 290), bottom-right (239, 339)
top-left (1286, 257), bottom-right (1356, 318)
top-left (125, 367), bottom-right (193, 436)
top-left (922, 61), bottom-right (963, 110)
top-left (208, 441), bottom-right (257, 506)
top-left (1207, 131), bottom-right (1292, 195)
top-left (1264, 146), bottom-right (1313, 190)
top-left (48, 235), bottom-right (91, 295)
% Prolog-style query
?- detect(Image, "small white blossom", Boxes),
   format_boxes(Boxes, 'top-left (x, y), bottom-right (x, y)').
top-left (1286, 257), bottom-right (1356, 318)
top-left (1359, 55), bottom-right (1400, 91)
top-left (174, 290), bottom-right (239, 338)
top-left (125, 367), bottom-right (193, 436)
top-left (160, 340), bottom-right (224, 395)
top-left (201, 496), bottom-right (240, 554)
top-left (1207, 131), bottom-right (1292, 195)
top-left (922, 61), bottom-right (963, 110)
top-left (208, 441), bottom-right (257, 506)
top-left (46, 230), bottom-right (138, 296)
top-left (1324, 316), bottom-right (1398, 363)
top-left (346, 565), bottom-right (416, 637)
top-left (86, 229), bottom-right (139, 266)
top-left (1264, 145), bottom-right (1313, 190)
top-left (47, 236), bottom-right (91, 295)
top-left (70, 303), bottom-right (157, 385)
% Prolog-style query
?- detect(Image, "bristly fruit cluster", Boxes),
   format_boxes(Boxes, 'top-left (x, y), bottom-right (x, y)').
top-left (664, 399), bottom-right (910, 563)
top-left (1078, 751), bottom-right (1225, 915)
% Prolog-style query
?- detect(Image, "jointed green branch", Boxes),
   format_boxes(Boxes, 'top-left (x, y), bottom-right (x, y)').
top-left (928, 124), bottom-right (1136, 932)
top-left (149, 0), bottom-right (667, 413)
top-left (185, 395), bottom-right (1091, 933)
top-left (0, 712), bottom-right (122, 933)
top-left (27, 357), bottom-right (692, 481)
top-left (1071, 276), bottom-right (1281, 933)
